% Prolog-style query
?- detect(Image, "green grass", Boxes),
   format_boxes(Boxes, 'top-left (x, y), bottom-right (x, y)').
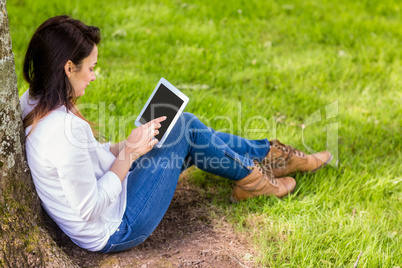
top-left (7, 0), bottom-right (401, 266)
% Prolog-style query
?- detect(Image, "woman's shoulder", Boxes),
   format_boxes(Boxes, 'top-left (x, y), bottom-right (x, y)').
top-left (45, 107), bottom-right (89, 127)
top-left (20, 90), bottom-right (89, 130)
top-left (28, 107), bottom-right (91, 144)
top-left (20, 90), bottom-right (37, 120)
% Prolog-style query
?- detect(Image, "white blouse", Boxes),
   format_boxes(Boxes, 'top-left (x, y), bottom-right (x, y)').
top-left (20, 91), bottom-right (127, 251)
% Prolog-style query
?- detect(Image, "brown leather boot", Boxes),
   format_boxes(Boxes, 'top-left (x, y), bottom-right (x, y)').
top-left (265, 140), bottom-right (333, 178)
top-left (231, 161), bottom-right (296, 203)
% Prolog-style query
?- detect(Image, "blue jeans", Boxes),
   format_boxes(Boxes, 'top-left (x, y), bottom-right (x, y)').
top-left (99, 112), bottom-right (270, 253)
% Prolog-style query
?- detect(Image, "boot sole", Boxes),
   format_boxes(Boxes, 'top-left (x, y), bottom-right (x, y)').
top-left (273, 153), bottom-right (334, 177)
top-left (230, 195), bottom-right (239, 204)
top-left (230, 191), bottom-right (296, 203)
top-left (308, 153), bottom-right (333, 174)
top-left (230, 182), bottom-right (297, 204)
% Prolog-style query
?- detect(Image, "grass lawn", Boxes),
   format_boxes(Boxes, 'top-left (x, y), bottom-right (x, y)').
top-left (7, 0), bottom-right (401, 266)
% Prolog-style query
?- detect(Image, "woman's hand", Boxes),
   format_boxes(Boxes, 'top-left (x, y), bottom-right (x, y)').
top-left (110, 116), bottom-right (166, 182)
top-left (125, 116), bottom-right (167, 157)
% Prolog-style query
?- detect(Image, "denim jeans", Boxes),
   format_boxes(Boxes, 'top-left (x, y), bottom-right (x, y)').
top-left (99, 112), bottom-right (270, 253)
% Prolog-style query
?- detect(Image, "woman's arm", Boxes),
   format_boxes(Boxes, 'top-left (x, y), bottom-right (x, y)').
top-left (46, 118), bottom-right (123, 222)
top-left (46, 115), bottom-right (165, 221)
top-left (110, 116), bottom-right (166, 182)
top-left (109, 140), bottom-right (127, 157)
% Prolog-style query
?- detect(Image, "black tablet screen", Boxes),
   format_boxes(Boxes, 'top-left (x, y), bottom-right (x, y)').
top-left (139, 84), bottom-right (184, 141)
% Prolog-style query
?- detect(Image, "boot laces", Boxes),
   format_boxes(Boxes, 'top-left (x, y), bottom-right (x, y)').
top-left (251, 160), bottom-right (277, 186)
top-left (271, 140), bottom-right (306, 163)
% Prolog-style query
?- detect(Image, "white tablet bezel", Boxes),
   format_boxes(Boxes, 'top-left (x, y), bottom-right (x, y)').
top-left (135, 77), bottom-right (189, 148)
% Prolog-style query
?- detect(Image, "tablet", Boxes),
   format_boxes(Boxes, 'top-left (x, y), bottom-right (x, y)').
top-left (135, 78), bottom-right (189, 148)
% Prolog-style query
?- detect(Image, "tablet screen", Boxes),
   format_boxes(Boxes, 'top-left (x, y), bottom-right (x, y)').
top-left (138, 83), bottom-right (184, 141)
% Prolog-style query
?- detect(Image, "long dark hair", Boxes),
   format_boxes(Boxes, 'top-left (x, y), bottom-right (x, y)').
top-left (23, 15), bottom-right (100, 135)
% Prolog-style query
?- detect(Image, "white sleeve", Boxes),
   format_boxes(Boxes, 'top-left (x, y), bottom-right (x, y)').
top-left (103, 141), bottom-right (112, 152)
top-left (45, 118), bottom-right (121, 222)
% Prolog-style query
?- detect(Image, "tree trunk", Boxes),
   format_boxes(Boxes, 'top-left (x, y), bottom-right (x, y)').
top-left (0, 1), bottom-right (77, 267)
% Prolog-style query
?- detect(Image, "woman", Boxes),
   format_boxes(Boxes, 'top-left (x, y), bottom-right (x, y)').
top-left (21, 15), bottom-right (332, 253)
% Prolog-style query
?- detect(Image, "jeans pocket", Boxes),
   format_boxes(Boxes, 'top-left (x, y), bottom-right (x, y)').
top-left (107, 235), bottom-right (147, 253)
top-left (224, 150), bottom-right (242, 164)
top-left (224, 150), bottom-right (254, 174)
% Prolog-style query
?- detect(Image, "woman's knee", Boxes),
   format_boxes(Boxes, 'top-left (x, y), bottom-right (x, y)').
top-left (174, 112), bottom-right (198, 131)
top-left (165, 112), bottom-right (199, 145)
top-left (181, 112), bottom-right (197, 123)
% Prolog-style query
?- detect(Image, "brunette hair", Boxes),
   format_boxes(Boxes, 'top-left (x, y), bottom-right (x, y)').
top-left (23, 15), bottom-right (100, 134)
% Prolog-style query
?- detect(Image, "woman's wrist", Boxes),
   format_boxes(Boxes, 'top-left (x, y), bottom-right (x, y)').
top-left (121, 143), bottom-right (141, 163)
top-left (109, 140), bottom-right (128, 157)
top-left (120, 140), bottom-right (128, 151)
top-left (110, 145), bottom-right (139, 182)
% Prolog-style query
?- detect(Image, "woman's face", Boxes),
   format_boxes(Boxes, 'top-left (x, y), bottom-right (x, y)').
top-left (68, 45), bottom-right (98, 97)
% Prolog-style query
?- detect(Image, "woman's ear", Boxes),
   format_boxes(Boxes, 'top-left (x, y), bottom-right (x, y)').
top-left (64, 60), bottom-right (74, 77)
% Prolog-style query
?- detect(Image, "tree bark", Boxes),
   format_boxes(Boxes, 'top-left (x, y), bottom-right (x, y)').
top-left (0, 1), bottom-right (77, 267)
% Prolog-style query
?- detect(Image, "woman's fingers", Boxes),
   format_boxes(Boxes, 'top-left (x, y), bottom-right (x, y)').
top-left (147, 116), bottom-right (167, 128)
top-left (149, 129), bottom-right (159, 138)
top-left (149, 138), bottom-right (159, 147)
top-left (127, 116), bottom-right (165, 152)
top-left (155, 116), bottom-right (167, 123)
top-left (148, 123), bottom-right (160, 131)
top-left (145, 116), bottom-right (166, 136)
